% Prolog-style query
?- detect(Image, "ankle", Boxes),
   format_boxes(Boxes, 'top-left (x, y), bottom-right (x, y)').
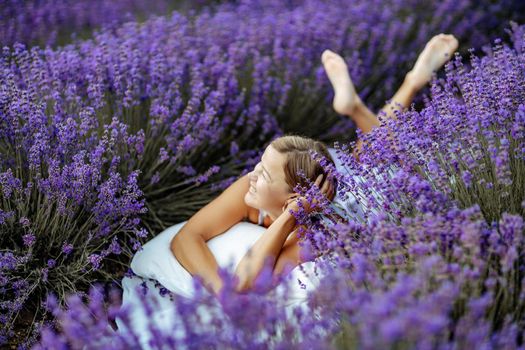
top-left (352, 96), bottom-right (365, 113)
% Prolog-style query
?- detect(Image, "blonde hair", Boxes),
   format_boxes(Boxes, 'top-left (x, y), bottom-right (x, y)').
top-left (270, 134), bottom-right (338, 199)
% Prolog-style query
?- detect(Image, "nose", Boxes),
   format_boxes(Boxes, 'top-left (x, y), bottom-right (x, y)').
top-left (249, 164), bottom-right (261, 181)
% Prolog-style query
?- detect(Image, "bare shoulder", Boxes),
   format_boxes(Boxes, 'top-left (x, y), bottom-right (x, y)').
top-left (171, 173), bottom-right (253, 246)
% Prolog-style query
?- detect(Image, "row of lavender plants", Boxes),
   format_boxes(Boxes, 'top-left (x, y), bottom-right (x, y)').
top-left (35, 22), bottom-right (525, 349)
top-left (1, 0), bottom-right (523, 346)
top-left (0, 0), bottom-right (226, 48)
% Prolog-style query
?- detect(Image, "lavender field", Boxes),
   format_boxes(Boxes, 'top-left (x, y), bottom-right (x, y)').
top-left (1, 0), bottom-right (525, 348)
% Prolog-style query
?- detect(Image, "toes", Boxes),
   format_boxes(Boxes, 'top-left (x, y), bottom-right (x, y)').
top-left (429, 33), bottom-right (459, 53)
top-left (322, 49), bottom-right (343, 64)
top-left (434, 33), bottom-right (454, 43)
top-left (450, 38), bottom-right (459, 50)
top-left (438, 33), bottom-right (454, 39)
top-left (321, 49), bottom-right (333, 63)
top-left (444, 35), bottom-right (458, 45)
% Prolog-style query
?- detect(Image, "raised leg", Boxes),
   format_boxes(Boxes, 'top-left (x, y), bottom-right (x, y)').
top-left (346, 76), bottom-right (418, 161)
top-left (322, 33), bottom-right (459, 161)
top-left (322, 49), bottom-right (416, 160)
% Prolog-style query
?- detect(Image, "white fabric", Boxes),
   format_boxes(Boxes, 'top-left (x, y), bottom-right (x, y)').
top-left (258, 208), bottom-right (266, 226)
top-left (116, 220), bottom-right (323, 348)
top-left (114, 146), bottom-right (367, 347)
top-left (327, 146), bottom-right (383, 223)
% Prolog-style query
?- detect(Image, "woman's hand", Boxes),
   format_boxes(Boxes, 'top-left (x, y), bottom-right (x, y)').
top-left (281, 174), bottom-right (336, 215)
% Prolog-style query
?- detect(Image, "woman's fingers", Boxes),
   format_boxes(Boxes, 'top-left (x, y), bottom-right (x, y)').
top-left (321, 177), bottom-right (335, 200)
top-left (311, 174), bottom-right (332, 197)
top-left (315, 174), bottom-right (323, 187)
top-left (329, 184), bottom-right (335, 200)
top-left (328, 179), bottom-right (335, 193)
top-left (322, 178), bottom-right (333, 193)
top-left (289, 174), bottom-right (336, 213)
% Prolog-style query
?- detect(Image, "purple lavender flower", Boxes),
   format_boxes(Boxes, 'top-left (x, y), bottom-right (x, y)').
top-left (87, 254), bottom-right (103, 270)
top-left (22, 233), bottom-right (36, 247)
top-left (46, 259), bottom-right (56, 269)
top-left (61, 242), bottom-right (74, 255)
top-left (18, 217), bottom-right (30, 227)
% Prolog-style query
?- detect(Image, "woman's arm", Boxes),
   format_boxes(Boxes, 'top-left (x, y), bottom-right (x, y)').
top-left (233, 209), bottom-right (297, 293)
top-left (234, 174), bottom-right (333, 292)
top-left (272, 226), bottom-right (306, 278)
top-left (171, 234), bottom-right (224, 294)
top-left (170, 174), bottom-right (252, 295)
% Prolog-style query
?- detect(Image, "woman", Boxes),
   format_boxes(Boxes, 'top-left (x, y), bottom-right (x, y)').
top-left (115, 33), bottom-right (459, 342)
top-left (168, 33), bottom-right (458, 294)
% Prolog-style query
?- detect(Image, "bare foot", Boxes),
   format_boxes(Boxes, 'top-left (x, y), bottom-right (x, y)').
top-left (406, 33), bottom-right (459, 90)
top-left (322, 49), bottom-right (361, 115)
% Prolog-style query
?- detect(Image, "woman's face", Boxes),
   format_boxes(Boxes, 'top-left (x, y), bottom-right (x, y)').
top-left (244, 144), bottom-right (294, 215)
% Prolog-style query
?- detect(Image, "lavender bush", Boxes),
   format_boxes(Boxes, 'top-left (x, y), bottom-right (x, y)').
top-left (303, 21), bottom-right (525, 348)
top-left (0, 61), bottom-right (149, 345)
top-left (35, 265), bottom-right (335, 349)
top-left (3, 0), bottom-right (522, 231)
top-left (32, 21), bottom-right (525, 349)
top-left (1, 0), bottom-right (524, 347)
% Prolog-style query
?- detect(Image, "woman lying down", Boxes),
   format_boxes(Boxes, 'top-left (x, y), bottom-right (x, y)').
top-left (114, 33), bottom-right (459, 347)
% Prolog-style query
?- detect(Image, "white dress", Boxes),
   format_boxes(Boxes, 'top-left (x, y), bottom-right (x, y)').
top-left (114, 147), bottom-right (370, 347)
top-left (115, 208), bottom-right (324, 348)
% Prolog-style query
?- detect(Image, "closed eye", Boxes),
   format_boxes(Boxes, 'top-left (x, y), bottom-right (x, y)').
top-left (257, 161), bottom-right (268, 180)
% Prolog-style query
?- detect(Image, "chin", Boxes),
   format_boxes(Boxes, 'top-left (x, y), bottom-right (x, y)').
top-left (245, 190), bottom-right (264, 209)
top-left (244, 191), bottom-right (256, 206)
